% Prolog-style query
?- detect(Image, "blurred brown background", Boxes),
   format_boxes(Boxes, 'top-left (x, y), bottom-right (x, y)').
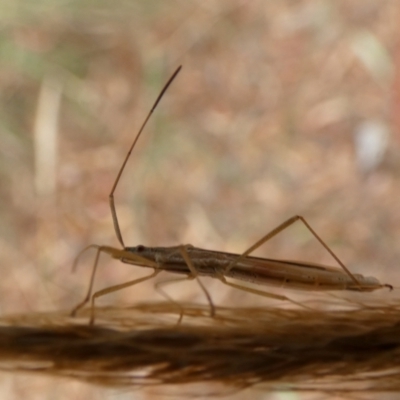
top-left (1, 0), bottom-right (400, 398)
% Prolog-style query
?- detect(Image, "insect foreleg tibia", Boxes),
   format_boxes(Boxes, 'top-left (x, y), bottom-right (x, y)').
top-left (71, 246), bottom-right (160, 318)
top-left (70, 245), bottom-right (108, 317)
top-left (225, 215), bottom-right (361, 288)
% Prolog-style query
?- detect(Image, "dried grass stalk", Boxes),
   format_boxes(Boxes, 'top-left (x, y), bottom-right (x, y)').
top-left (1, 298), bottom-right (400, 393)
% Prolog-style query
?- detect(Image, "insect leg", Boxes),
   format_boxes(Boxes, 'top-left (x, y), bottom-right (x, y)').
top-left (295, 216), bottom-right (359, 286)
top-left (89, 269), bottom-right (162, 325)
top-left (70, 245), bottom-right (106, 317)
top-left (179, 245), bottom-right (216, 317)
top-left (71, 245), bottom-right (159, 318)
top-left (154, 276), bottom-right (195, 324)
top-left (225, 215), bottom-right (360, 287)
top-left (216, 274), bottom-right (312, 309)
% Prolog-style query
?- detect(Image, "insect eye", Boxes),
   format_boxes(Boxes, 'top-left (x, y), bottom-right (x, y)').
top-left (136, 245), bottom-right (145, 252)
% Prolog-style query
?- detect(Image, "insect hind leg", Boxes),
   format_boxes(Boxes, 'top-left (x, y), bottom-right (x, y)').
top-left (217, 274), bottom-right (313, 310)
top-left (225, 215), bottom-right (360, 287)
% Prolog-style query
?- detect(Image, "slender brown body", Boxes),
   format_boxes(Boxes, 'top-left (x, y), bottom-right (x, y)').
top-left (119, 245), bottom-right (388, 292)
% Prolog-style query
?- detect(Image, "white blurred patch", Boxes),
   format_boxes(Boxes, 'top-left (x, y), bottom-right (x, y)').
top-left (354, 120), bottom-right (389, 173)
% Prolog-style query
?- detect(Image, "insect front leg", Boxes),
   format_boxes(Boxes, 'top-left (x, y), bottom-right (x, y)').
top-left (71, 245), bottom-right (108, 317)
top-left (71, 245), bottom-right (160, 323)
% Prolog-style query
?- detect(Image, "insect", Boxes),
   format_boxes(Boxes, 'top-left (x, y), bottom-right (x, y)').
top-left (71, 65), bottom-right (392, 324)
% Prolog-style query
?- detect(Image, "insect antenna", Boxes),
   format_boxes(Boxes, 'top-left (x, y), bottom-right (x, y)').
top-left (109, 66), bottom-right (182, 248)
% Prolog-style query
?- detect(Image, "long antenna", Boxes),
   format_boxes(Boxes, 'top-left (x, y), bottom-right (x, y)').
top-left (109, 66), bottom-right (182, 248)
